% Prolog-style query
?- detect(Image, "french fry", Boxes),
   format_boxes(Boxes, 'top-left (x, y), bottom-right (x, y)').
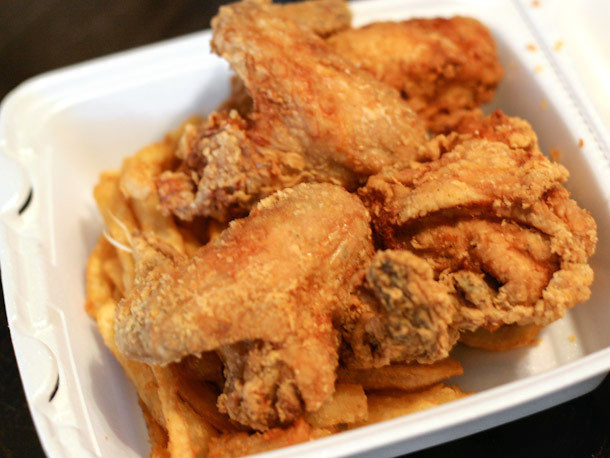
top-left (87, 115), bottom-right (478, 458)
top-left (460, 324), bottom-right (541, 351)
top-left (119, 141), bottom-right (185, 253)
top-left (102, 255), bottom-right (125, 299)
top-left (174, 370), bottom-right (237, 433)
top-left (90, 124), bottom-right (227, 458)
top-left (85, 237), bottom-right (115, 317)
top-left (337, 358), bottom-right (463, 392)
top-left (356, 384), bottom-right (469, 426)
top-left (304, 383), bottom-right (367, 428)
top-left (140, 399), bottom-right (170, 458)
top-left (94, 171), bottom-right (138, 291)
top-left (153, 366), bottom-right (218, 458)
top-left (119, 141), bottom-right (176, 200)
top-left (87, 237), bottom-right (166, 427)
top-left (96, 298), bottom-right (166, 428)
top-left (120, 146), bottom-right (229, 449)
top-left (207, 419), bottom-right (330, 458)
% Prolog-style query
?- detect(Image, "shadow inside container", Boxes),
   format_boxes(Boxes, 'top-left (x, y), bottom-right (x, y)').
top-left (449, 342), bottom-right (543, 393)
top-left (88, 326), bottom-right (149, 457)
top-left (79, 205), bottom-right (149, 455)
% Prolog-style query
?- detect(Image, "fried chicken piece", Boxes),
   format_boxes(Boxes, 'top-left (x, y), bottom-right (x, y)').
top-left (115, 183), bottom-right (374, 430)
top-left (451, 109), bottom-right (542, 153)
top-left (218, 0), bottom-right (351, 115)
top-left (327, 17), bottom-right (503, 133)
top-left (270, 0), bottom-right (351, 37)
top-left (340, 112), bottom-right (596, 367)
top-left (338, 250), bottom-right (459, 368)
top-left (157, 0), bottom-right (430, 222)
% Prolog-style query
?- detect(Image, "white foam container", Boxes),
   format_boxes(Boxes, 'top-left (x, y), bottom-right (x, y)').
top-left (1, 0), bottom-right (609, 456)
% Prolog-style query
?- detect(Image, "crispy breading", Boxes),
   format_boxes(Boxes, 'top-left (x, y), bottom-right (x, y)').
top-left (207, 419), bottom-right (330, 458)
top-left (157, 0), bottom-right (429, 222)
top-left (217, 0), bottom-right (352, 115)
top-left (341, 112), bottom-right (596, 366)
top-left (270, 0), bottom-right (351, 37)
top-left (338, 251), bottom-right (460, 367)
top-left (327, 17), bottom-right (503, 133)
top-left (115, 183), bottom-right (374, 430)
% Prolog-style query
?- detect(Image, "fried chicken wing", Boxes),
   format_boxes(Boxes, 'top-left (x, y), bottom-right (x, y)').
top-left (218, 0), bottom-right (351, 115)
top-left (338, 250), bottom-right (459, 368)
top-left (327, 17), bottom-right (503, 133)
top-left (157, 0), bottom-right (430, 222)
top-left (271, 0), bottom-right (351, 37)
top-left (115, 183), bottom-right (374, 430)
top-left (340, 112), bottom-right (596, 367)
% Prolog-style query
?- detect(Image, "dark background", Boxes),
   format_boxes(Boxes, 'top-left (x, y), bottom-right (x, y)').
top-left (1, 1), bottom-right (609, 457)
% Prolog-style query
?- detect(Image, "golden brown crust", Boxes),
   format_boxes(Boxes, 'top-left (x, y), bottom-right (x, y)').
top-left (85, 2), bottom-right (599, 450)
top-left (343, 112), bottom-right (596, 366)
top-left (115, 183), bottom-right (374, 430)
top-left (361, 250), bottom-right (459, 365)
top-left (328, 17), bottom-right (503, 133)
top-left (207, 419), bottom-right (329, 458)
top-left (460, 323), bottom-right (541, 351)
top-left (271, 0), bottom-right (351, 37)
top-left (157, 0), bottom-right (429, 222)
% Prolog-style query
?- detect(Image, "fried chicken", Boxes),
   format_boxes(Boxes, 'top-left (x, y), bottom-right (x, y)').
top-left (218, 0), bottom-right (351, 115)
top-left (114, 183), bottom-right (374, 430)
top-left (270, 0), bottom-right (351, 37)
top-left (327, 17), bottom-right (503, 133)
top-left (157, 0), bottom-right (430, 222)
top-left (219, 14), bottom-right (502, 134)
top-left (337, 250), bottom-right (460, 368)
top-left (339, 112), bottom-right (597, 367)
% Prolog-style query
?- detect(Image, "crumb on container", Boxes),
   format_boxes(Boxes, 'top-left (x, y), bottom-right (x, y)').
top-left (532, 0), bottom-right (540, 6)
top-left (554, 40), bottom-right (563, 51)
top-left (540, 99), bottom-right (548, 110)
top-left (579, 138), bottom-right (584, 148)
top-left (534, 65), bottom-right (544, 74)
top-left (568, 334), bottom-right (576, 343)
top-left (526, 43), bottom-right (537, 51)
top-left (550, 148), bottom-right (560, 161)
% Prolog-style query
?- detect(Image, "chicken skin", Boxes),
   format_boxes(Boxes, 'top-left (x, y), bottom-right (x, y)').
top-left (270, 0), bottom-right (351, 37)
top-left (339, 112), bottom-right (597, 367)
top-left (217, 0), bottom-right (351, 114)
top-left (114, 183), bottom-right (374, 430)
top-left (327, 17), bottom-right (503, 133)
top-left (85, 0), bottom-right (600, 449)
top-left (157, 0), bottom-right (430, 222)
top-left (337, 250), bottom-right (460, 369)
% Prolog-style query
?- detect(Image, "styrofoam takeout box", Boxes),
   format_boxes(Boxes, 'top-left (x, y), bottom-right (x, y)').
top-left (1, 0), bottom-right (609, 456)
